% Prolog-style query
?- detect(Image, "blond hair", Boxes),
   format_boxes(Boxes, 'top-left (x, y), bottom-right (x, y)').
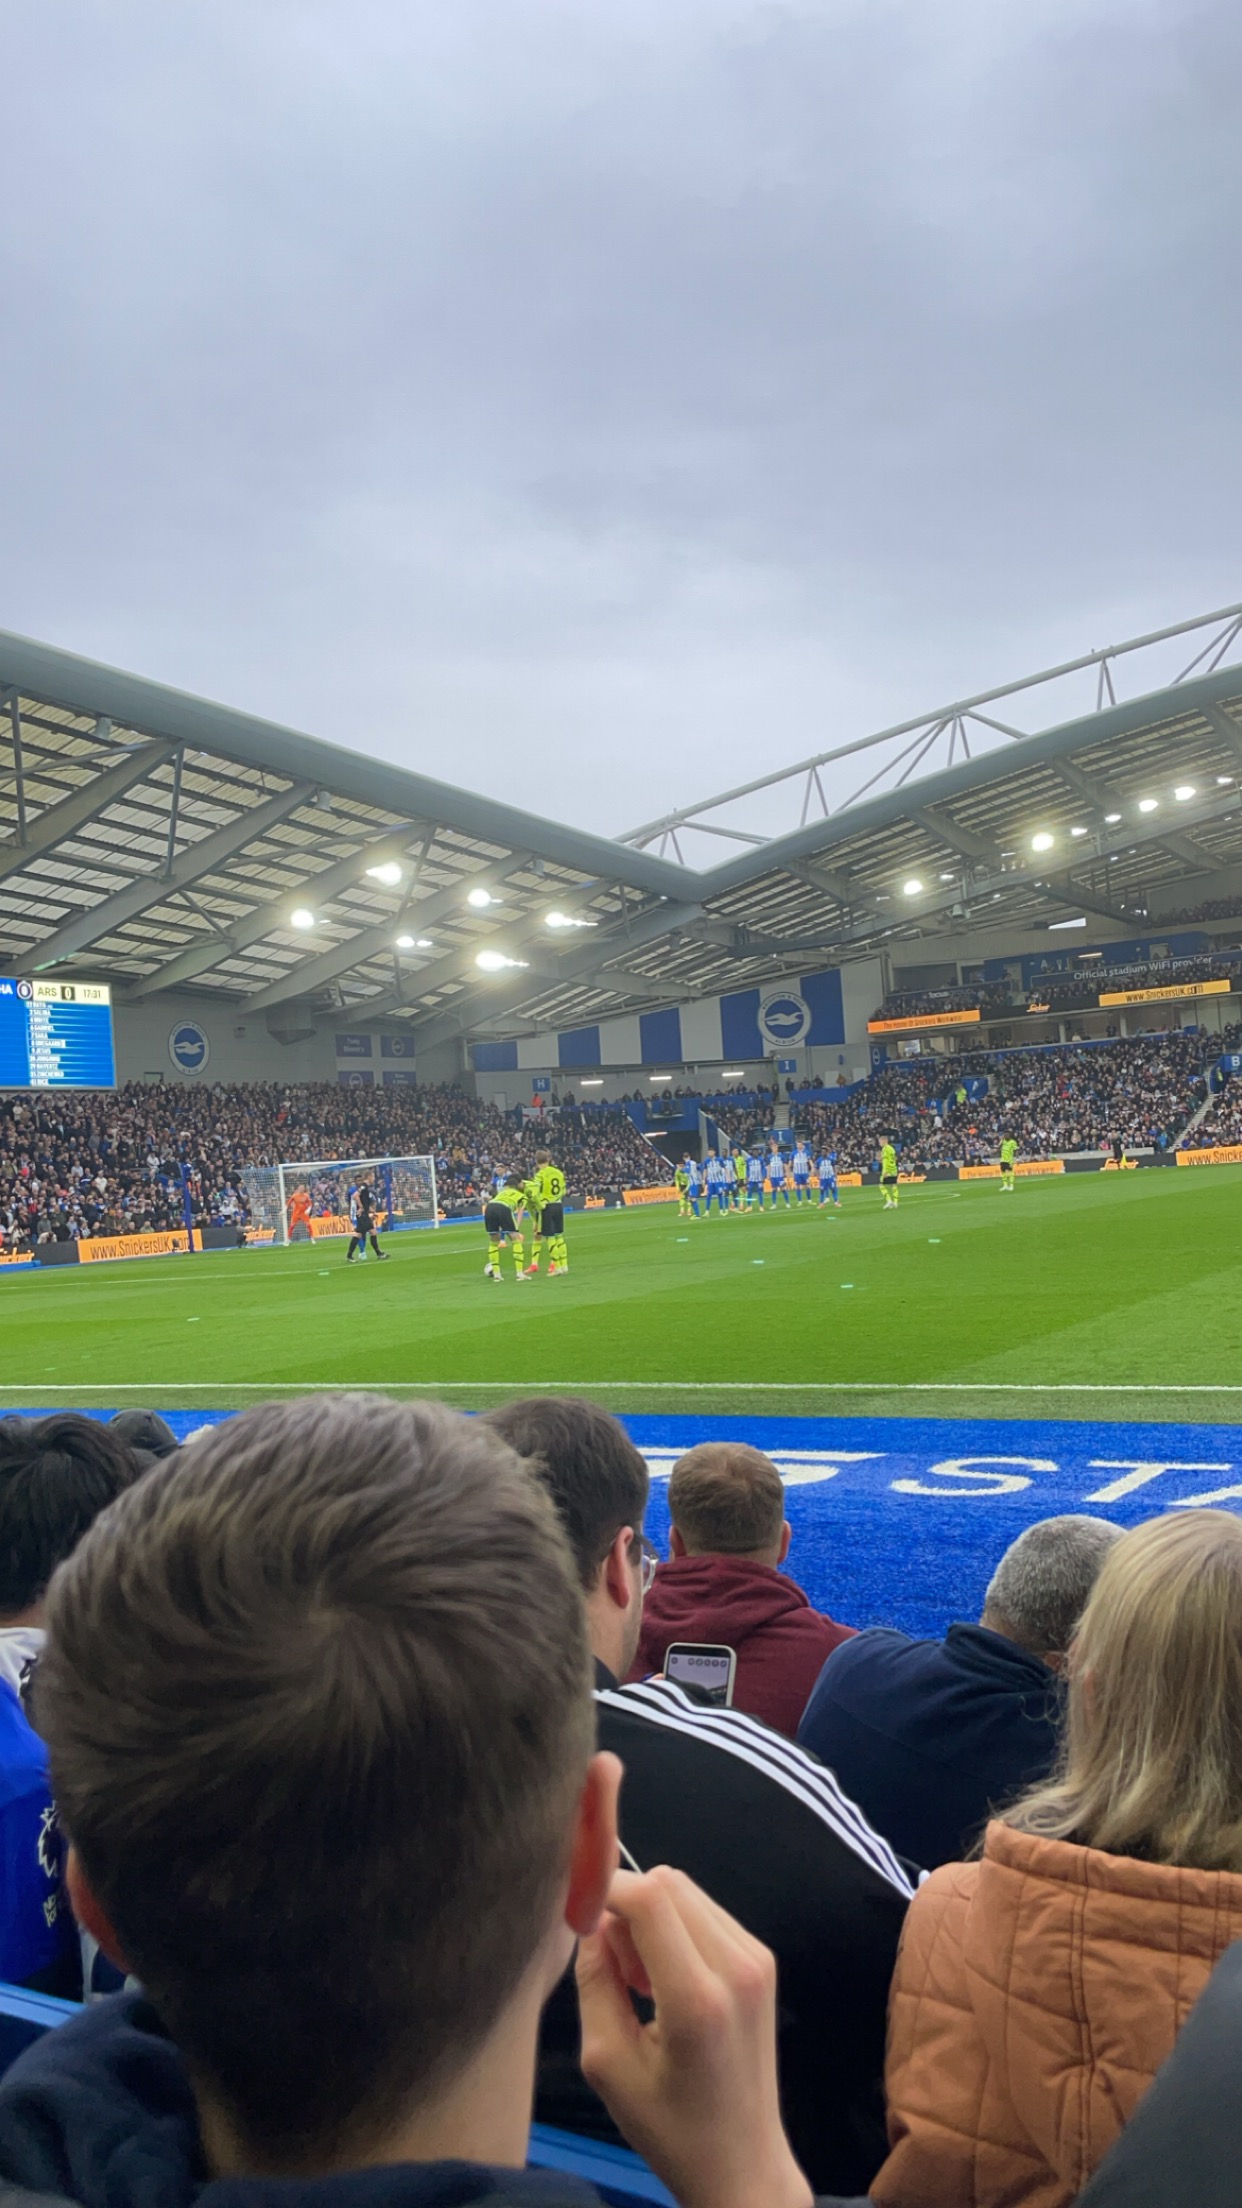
top-left (1006, 1510), bottom-right (1242, 1871)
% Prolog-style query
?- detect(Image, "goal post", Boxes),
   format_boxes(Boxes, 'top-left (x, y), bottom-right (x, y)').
top-left (239, 1154), bottom-right (439, 1246)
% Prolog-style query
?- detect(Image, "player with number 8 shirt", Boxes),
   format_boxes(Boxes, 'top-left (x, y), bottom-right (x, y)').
top-left (523, 1150), bottom-right (569, 1276)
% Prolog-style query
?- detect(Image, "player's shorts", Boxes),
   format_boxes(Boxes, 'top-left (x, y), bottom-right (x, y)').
top-left (880, 1173), bottom-right (898, 1188)
top-left (540, 1203), bottom-right (564, 1236)
top-left (484, 1202), bottom-right (518, 1237)
top-left (793, 1174), bottom-right (809, 1186)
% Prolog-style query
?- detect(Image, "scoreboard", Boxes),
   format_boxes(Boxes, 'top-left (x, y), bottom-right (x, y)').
top-left (0, 979), bottom-right (117, 1090)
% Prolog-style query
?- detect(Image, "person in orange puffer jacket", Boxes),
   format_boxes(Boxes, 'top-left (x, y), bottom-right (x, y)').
top-left (872, 1509), bottom-right (1242, 2208)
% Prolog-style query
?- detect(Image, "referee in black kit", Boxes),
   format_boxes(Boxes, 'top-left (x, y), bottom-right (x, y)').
top-left (346, 1180), bottom-right (389, 1263)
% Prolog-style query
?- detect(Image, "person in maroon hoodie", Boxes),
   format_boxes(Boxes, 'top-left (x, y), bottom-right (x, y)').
top-left (629, 1443), bottom-right (855, 1737)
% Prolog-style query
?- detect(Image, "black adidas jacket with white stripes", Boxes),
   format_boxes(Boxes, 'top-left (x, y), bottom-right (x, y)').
top-left (537, 1664), bottom-right (914, 2201)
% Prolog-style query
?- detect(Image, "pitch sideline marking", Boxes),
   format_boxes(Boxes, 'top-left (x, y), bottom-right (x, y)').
top-left (4, 1381), bottom-right (1242, 1397)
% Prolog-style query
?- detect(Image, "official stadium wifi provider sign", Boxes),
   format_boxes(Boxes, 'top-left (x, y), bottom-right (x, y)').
top-left (867, 1008), bottom-right (981, 1034)
top-left (1098, 979), bottom-right (1232, 1007)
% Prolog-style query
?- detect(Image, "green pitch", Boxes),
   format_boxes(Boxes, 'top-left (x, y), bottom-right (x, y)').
top-left (4, 1167), bottom-right (1241, 1422)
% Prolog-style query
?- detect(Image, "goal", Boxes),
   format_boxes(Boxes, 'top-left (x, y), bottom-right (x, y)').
top-left (238, 1154), bottom-right (439, 1246)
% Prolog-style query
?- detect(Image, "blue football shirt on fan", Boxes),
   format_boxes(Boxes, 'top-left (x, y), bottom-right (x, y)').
top-left (0, 1679), bottom-right (70, 1985)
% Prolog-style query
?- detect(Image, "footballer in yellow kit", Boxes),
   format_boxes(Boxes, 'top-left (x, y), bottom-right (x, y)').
top-left (522, 1152), bottom-right (569, 1275)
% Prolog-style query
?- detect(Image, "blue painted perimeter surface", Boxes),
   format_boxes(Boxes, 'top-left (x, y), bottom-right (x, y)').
top-left (15, 1411), bottom-right (1242, 1641)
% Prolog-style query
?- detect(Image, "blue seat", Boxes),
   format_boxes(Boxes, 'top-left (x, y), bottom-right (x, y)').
top-left (0, 1986), bottom-right (674, 2207)
top-left (0, 1983), bottom-right (79, 2072)
top-left (528, 2123), bottom-right (675, 2205)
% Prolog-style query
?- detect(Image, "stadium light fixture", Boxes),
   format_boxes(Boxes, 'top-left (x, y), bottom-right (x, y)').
top-left (290, 908), bottom-right (315, 930)
top-left (902, 878), bottom-right (923, 897)
top-left (1070, 826), bottom-right (1089, 838)
top-left (467, 887), bottom-right (494, 909)
top-left (1049, 917), bottom-right (1088, 930)
top-left (648, 1073), bottom-right (673, 1082)
top-left (545, 910), bottom-right (597, 929)
top-left (1218, 775), bottom-right (1234, 785)
top-left (722, 1068), bottom-right (746, 1077)
top-left (1174, 785), bottom-right (1197, 801)
top-left (579, 1078), bottom-right (604, 1087)
top-left (394, 934), bottom-right (415, 949)
top-left (1031, 832), bottom-right (1055, 852)
top-left (939, 871), bottom-right (955, 881)
top-left (366, 862), bottom-right (403, 887)
top-left (1104, 812), bottom-right (1121, 823)
top-left (475, 949), bottom-right (529, 972)
top-left (1138, 798), bottom-right (1159, 813)
top-left (415, 937), bottom-right (433, 948)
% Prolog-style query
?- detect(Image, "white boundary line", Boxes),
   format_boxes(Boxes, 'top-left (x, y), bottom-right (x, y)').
top-left (4, 1381), bottom-right (1242, 1396)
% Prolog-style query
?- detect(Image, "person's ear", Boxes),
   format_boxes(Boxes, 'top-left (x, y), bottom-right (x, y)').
top-left (602, 1528), bottom-right (637, 1614)
top-left (66, 1849), bottom-right (132, 1974)
top-left (564, 1751), bottom-right (622, 1941)
top-left (669, 1526), bottom-right (687, 1560)
top-left (777, 1522), bottom-right (792, 1565)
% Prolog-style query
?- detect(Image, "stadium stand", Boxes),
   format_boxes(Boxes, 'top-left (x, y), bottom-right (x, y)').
top-left (12, 624), bottom-right (1242, 2204)
top-left (0, 1082), bottom-right (671, 1248)
top-left (720, 1032), bottom-right (1214, 1167)
top-left (870, 950), bottom-right (1242, 1025)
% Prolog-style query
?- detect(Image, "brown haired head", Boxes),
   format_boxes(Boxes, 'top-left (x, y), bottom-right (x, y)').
top-left (484, 1397), bottom-right (648, 1592)
top-left (39, 1393), bottom-right (594, 2164)
top-left (668, 1443), bottom-right (786, 1562)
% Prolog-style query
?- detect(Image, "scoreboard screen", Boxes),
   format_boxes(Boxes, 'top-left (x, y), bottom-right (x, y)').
top-left (0, 979), bottom-right (117, 1090)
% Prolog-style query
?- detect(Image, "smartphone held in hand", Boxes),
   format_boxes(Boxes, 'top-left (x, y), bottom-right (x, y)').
top-left (663, 1643), bottom-right (736, 1708)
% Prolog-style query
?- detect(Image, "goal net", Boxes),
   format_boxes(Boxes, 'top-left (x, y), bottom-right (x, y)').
top-left (238, 1154), bottom-right (438, 1246)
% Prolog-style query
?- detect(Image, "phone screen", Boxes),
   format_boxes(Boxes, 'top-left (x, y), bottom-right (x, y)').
top-left (664, 1644), bottom-right (735, 1708)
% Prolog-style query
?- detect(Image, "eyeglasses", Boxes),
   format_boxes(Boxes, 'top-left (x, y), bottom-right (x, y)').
top-left (636, 1536), bottom-right (659, 1594)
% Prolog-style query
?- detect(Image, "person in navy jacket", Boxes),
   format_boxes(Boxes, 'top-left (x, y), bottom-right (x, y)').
top-left (798, 1515), bottom-right (1122, 1868)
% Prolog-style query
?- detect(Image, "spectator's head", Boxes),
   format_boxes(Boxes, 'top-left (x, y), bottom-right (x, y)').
top-left (483, 1396), bottom-right (650, 1679)
top-left (108, 1409), bottom-right (180, 1471)
top-left (667, 1443), bottom-right (791, 1570)
top-left (1007, 1511), bottom-right (1242, 1872)
top-left (40, 1394), bottom-right (614, 2175)
top-left (981, 1514), bottom-right (1124, 1672)
top-left (0, 1413), bottom-right (142, 1625)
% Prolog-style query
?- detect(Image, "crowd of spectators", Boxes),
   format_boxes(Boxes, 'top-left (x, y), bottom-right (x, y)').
top-left (872, 948), bottom-right (1242, 1025)
top-left (0, 1081), bottom-right (672, 1249)
top-left (1156, 891), bottom-right (1242, 925)
top-left (872, 982), bottom-right (1011, 1021)
top-left (720, 1033), bottom-right (1214, 1167)
top-left (0, 1400), bottom-right (1238, 2208)
top-left (3, 1022), bottom-right (1240, 1253)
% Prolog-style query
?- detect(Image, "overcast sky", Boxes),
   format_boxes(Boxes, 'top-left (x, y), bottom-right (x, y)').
top-left (2, 0), bottom-right (1240, 837)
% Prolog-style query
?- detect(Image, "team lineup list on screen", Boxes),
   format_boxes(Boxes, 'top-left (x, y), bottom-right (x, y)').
top-left (0, 980), bottom-right (116, 1090)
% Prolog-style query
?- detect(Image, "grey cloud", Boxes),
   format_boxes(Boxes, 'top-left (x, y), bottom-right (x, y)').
top-left (1, 0), bottom-right (1239, 833)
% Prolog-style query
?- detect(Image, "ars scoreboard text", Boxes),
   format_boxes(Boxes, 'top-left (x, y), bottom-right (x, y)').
top-left (0, 979), bottom-right (117, 1090)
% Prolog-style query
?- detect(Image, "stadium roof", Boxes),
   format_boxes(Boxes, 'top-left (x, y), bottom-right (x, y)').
top-left (3, 602), bottom-right (1242, 1045)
